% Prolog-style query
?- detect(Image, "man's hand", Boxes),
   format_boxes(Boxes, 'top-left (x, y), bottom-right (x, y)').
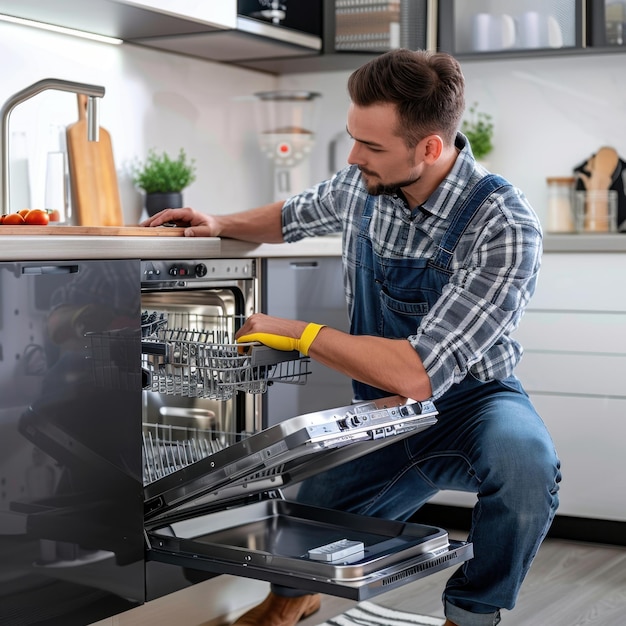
top-left (236, 314), bottom-right (325, 356)
top-left (140, 207), bottom-right (221, 237)
top-left (140, 202), bottom-right (286, 243)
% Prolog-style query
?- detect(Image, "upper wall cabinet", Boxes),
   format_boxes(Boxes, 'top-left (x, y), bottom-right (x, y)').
top-left (437, 0), bottom-right (626, 59)
top-left (0, 0), bottom-right (237, 38)
top-left (132, 0), bottom-right (323, 67)
top-left (588, 0), bottom-right (626, 46)
top-left (0, 0), bottom-right (323, 68)
top-left (438, 0), bottom-right (582, 56)
top-left (241, 0), bottom-right (437, 74)
top-left (1, 0), bottom-right (623, 74)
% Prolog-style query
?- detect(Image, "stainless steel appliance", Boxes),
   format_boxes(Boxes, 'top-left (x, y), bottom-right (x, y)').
top-left (140, 256), bottom-right (316, 600)
top-left (253, 91), bottom-right (321, 202)
top-left (140, 258), bottom-right (472, 601)
top-left (140, 258), bottom-right (264, 443)
top-left (262, 256), bottom-right (353, 426)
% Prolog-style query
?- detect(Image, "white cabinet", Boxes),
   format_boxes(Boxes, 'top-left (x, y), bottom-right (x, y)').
top-left (120, 0), bottom-right (236, 29)
top-left (513, 253), bottom-right (626, 522)
top-left (432, 252), bottom-right (626, 522)
top-left (0, 0), bottom-right (235, 38)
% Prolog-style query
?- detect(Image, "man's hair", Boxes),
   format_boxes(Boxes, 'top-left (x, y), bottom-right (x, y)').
top-left (347, 49), bottom-right (465, 149)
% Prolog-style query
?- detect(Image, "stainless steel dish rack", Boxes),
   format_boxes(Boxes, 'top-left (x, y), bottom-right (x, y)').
top-left (140, 310), bottom-right (310, 400)
top-left (142, 422), bottom-right (251, 485)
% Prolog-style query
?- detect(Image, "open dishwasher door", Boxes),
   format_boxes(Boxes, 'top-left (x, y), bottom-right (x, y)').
top-left (143, 395), bottom-right (473, 600)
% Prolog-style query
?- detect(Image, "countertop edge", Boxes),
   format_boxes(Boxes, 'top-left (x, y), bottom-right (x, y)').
top-left (0, 235), bottom-right (344, 261)
top-left (1, 234), bottom-right (625, 261)
top-left (219, 237), bottom-right (343, 258)
top-left (543, 234), bottom-right (626, 253)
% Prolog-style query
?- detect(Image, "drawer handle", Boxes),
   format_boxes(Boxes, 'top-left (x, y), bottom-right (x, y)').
top-left (289, 261), bottom-right (319, 269)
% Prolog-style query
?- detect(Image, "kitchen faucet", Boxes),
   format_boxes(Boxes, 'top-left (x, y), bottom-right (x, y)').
top-left (0, 78), bottom-right (105, 214)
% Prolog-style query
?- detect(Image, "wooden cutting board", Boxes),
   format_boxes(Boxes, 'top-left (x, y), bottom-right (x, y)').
top-left (0, 226), bottom-right (186, 236)
top-left (66, 94), bottom-right (123, 226)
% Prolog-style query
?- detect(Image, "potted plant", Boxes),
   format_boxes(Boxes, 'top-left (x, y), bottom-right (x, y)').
top-left (461, 102), bottom-right (494, 162)
top-left (132, 148), bottom-right (197, 216)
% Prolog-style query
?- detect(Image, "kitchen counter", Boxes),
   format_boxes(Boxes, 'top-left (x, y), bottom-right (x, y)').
top-left (543, 233), bottom-right (626, 253)
top-left (0, 232), bottom-right (343, 261)
top-left (1, 229), bottom-right (625, 261)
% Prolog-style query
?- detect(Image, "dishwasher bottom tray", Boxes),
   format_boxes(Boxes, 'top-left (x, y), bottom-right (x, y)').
top-left (146, 498), bottom-right (472, 600)
top-left (143, 396), bottom-right (472, 600)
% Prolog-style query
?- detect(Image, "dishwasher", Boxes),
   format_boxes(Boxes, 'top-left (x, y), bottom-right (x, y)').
top-left (139, 258), bottom-right (472, 601)
top-left (0, 257), bottom-right (471, 624)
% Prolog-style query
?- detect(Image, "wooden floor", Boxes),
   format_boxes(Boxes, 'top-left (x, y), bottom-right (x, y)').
top-left (92, 536), bottom-right (626, 626)
top-left (297, 536), bottom-right (626, 626)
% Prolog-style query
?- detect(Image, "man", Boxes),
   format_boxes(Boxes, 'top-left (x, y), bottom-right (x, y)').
top-left (143, 49), bottom-right (561, 626)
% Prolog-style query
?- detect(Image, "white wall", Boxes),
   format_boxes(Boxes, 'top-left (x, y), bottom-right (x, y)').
top-left (279, 52), bottom-right (626, 227)
top-left (0, 21), bottom-right (277, 224)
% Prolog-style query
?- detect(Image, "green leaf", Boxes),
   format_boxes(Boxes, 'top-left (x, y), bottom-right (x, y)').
top-left (461, 103), bottom-right (494, 161)
top-left (131, 148), bottom-right (197, 193)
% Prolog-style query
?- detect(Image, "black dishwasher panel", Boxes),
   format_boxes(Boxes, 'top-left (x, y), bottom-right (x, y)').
top-left (0, 260), bottom-right (144, 625)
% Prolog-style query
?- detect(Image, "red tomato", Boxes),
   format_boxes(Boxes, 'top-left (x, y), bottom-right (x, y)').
top-left (3, 213), bottom-right (26, 225)
top-left (18, 209), bottom-right (30, 218)
top-left (46, 209), bottom-right (61, 222)
top-left (24, 209), bottom-right (50, 226)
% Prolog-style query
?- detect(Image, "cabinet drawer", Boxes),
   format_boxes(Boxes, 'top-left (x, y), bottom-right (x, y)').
top-left (517, 351), bottom-right (626, 397)
top-left (514, 310), bottom-right (626, 353)
top-left (529, 394), bottom-right (626, 521)
top-left (531, 254), bottom-right (626, 311)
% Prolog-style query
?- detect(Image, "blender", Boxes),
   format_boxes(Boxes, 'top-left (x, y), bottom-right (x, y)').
top-left (253, 90), bottom-right (321, 202)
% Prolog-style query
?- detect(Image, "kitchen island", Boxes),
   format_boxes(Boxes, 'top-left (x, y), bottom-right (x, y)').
top-left (1, 228), bottom-right (624, 626)
top-left (2, 229), bottom-right (625, 532)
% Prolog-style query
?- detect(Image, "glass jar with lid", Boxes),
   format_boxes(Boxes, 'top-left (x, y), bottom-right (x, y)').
top-left (546, 176), bottom-right (575, 233)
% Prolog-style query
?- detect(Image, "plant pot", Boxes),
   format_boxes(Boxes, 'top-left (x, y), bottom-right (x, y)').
top-left (145, 192), bottom-right (183, 216)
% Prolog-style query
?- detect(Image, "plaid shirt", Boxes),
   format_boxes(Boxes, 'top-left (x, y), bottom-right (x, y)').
top-left (282, 134), bottom-right (542, 399)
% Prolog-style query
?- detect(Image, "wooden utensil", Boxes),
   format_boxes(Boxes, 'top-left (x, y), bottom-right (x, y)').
top-left (66, 94), bottom-right (123, 226)
top-left (578, 146), bottom-right (618, 232)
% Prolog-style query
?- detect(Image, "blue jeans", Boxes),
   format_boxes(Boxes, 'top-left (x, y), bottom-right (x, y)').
top-left (275, 375), bottom-right (561, 626)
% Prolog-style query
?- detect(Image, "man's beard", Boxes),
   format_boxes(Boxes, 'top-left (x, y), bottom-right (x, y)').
top-left (360, 168), bottom-right (419, 196)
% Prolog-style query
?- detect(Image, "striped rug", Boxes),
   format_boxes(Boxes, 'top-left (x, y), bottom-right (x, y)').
top-left (317, 601), bottom-right (445, 626)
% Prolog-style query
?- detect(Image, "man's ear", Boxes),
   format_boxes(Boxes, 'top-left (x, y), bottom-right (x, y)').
top-left (420, 135), bottom-right (444, 164)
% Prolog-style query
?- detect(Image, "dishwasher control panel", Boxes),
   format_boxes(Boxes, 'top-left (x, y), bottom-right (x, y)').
top-left (141, 259), bottom-right (255, 284)
top-left (304, 399), bottom-right (438, 445)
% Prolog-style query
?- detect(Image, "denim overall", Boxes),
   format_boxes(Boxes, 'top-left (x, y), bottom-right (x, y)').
top-left (351, 174), bottom-right (510, 401)
top-left (294, 176), bottom-right (561, 626)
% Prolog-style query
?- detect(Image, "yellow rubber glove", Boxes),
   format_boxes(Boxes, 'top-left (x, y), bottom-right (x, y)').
top-left (237, 322), bottom-right (326, 356)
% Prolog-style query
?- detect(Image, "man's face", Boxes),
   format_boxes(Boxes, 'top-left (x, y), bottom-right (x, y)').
top-left (346, 102), bottom-right (422, 195)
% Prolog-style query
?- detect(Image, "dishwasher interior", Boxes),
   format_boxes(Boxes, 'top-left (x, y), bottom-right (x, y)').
top-left (139, 258), bottom-right (472, 601)
top-left (140, 294), bottom-right (310, 485)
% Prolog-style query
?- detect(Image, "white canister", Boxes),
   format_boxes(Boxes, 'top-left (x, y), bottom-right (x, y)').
top-left (472, 13), bottom-right (516, 51)
top-left (546, 177), bottom-right (575, 233)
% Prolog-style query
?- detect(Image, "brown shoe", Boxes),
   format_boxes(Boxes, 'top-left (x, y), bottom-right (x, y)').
top-left (232, 592), bottom-right (321, 626)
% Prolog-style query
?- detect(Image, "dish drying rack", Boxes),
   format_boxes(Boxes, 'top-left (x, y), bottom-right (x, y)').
top-left (141, 311), bottom-right (310, 400)
top-left (142, 422), bottom-right (251, 485)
